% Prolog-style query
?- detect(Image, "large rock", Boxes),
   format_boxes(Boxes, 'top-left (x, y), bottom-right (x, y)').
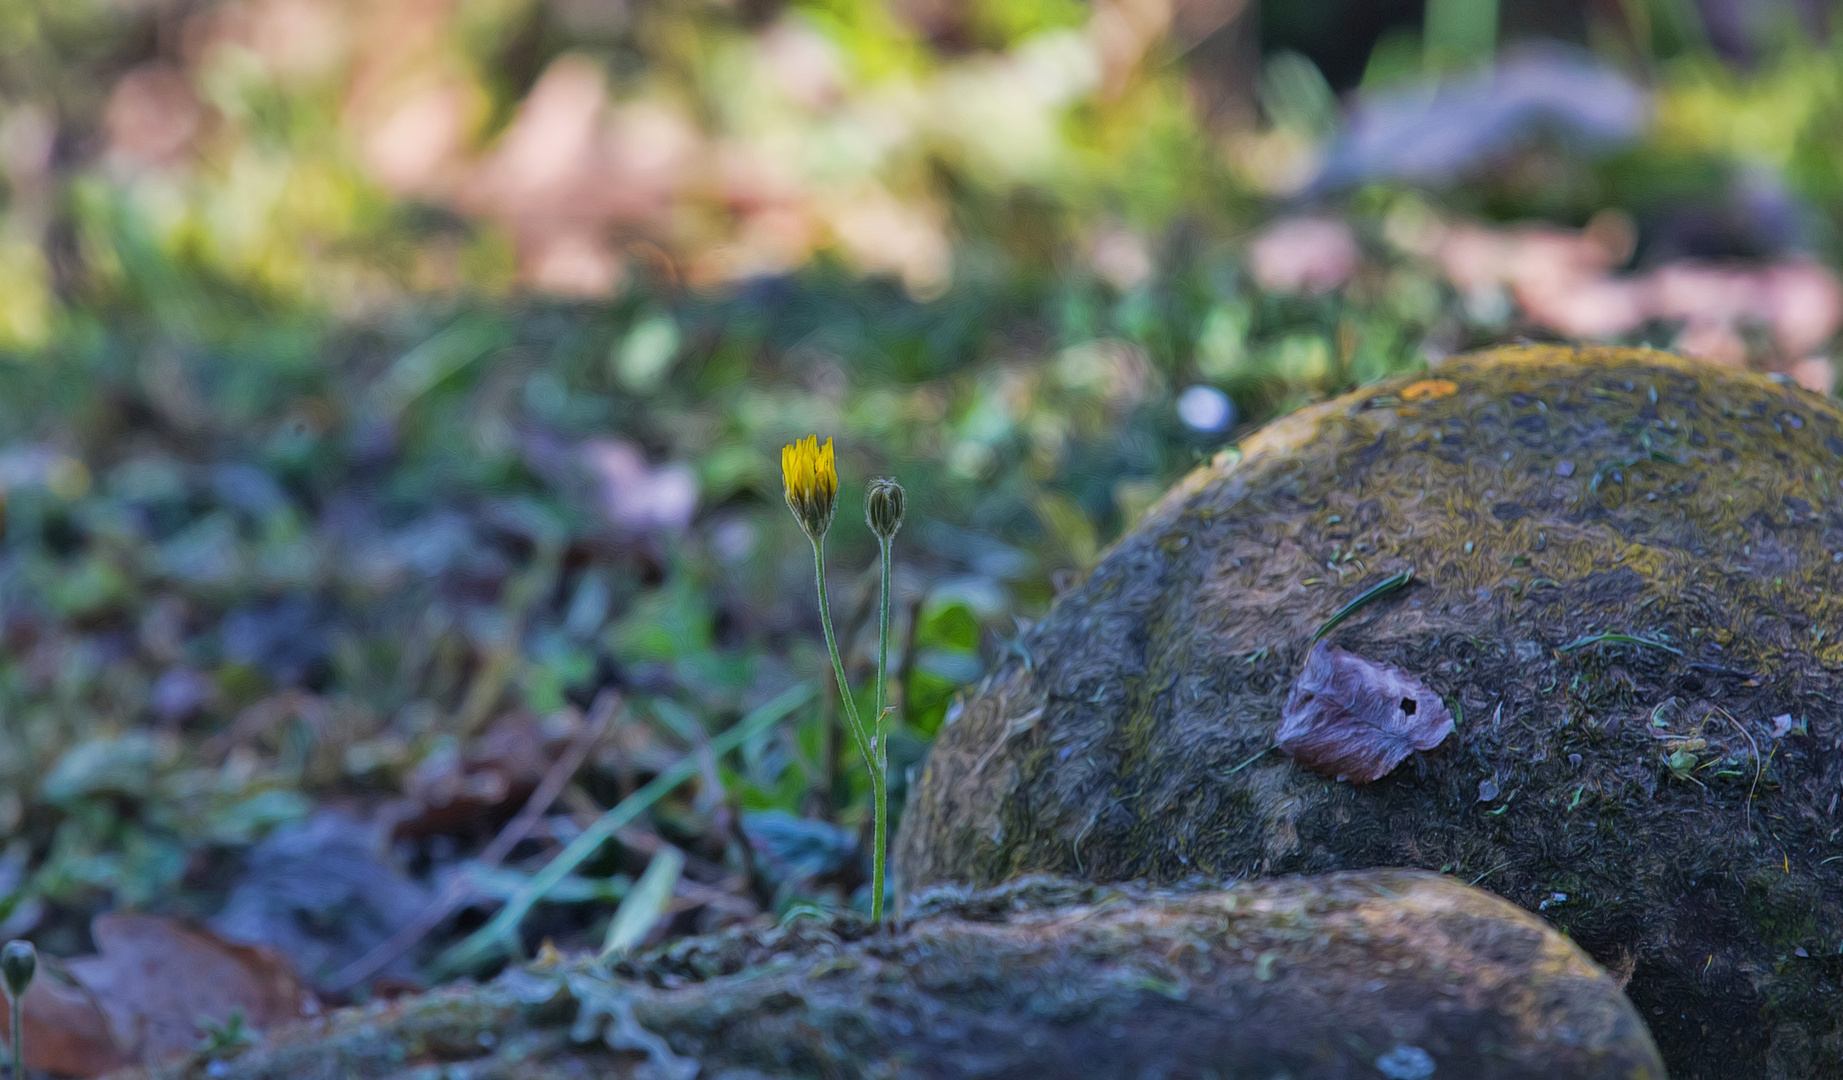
top-left (898, 345), bottom-right (1843, 1079)
top-left (131, 871), bottom-right (1661, 1080)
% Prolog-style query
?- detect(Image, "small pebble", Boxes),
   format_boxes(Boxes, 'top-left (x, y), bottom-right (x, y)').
top-left (1375, 1044), bottom-right (1437, 1080)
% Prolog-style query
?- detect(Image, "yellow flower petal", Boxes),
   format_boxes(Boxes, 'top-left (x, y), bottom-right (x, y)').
top-left (781, 434), bottom-right (838, 538)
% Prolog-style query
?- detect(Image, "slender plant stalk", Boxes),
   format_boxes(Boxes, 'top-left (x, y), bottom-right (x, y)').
top-left (785, 443), bottom-right (899, 924)
top-left (870, 535), bottom-right (893, 921)
top-left (811, 537), bottom-right (886, 921)
top-left (9, 994), bottom-right (19, 1080)
top-left (812, 540), bottom-right (869, 763)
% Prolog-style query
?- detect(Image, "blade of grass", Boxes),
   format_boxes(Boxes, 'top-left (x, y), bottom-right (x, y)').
top-left (431, 682), bottom-right (812, 978)
top-left (1559, 632), bottom-right (1682, 656)
top-left (1312, 569), bottom-right (1414, 644)
top-left (1224, 743), bottom-right (1276, 777)
top-left (599, 846), bottom-right (685, 958)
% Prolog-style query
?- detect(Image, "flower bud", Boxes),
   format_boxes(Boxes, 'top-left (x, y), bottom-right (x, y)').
top-left (2, 940), bottom-right (35, 1001)
top-left (865, 478), bottom-right (905, 540)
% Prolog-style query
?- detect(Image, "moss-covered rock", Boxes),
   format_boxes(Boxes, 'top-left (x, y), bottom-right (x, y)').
top-left (897, 345), bottom-right (1843, 1079)
top-left (131, 871), bottom-right (1661, 1080)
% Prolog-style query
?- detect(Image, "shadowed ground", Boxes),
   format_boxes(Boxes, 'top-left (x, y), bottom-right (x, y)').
top-left (899, 345), bottom-right (1843, 1079)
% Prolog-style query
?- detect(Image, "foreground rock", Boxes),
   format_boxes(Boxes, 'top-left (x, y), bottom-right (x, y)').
top-left (898, 345), bottom-right (1843, 1078)
top-left (130, 871), bottom-right (1660, 1080)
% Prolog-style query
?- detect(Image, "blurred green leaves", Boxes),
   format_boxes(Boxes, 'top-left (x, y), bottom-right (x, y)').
top-left (0, 0), bottom-right (1837, 949)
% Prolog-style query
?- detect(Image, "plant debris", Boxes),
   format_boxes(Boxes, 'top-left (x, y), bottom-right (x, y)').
top-left (1277, 642), bottom-right (1455, 783)
top-left (1559, 632), bottom-right (1683, 656)
top-left (0, 915), bottom-right (312, 1076)
top-left (1311, 569), bottom-right (1415, 644)
top-left (67, 915), bottom-right (312, 1068)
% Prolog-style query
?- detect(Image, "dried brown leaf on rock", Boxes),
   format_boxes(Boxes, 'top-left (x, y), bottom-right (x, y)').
top-left (1277, 642), bottom-right (1454, 783)
top-left (0, 959), bottom-right (130, 1077)
top-left (65, 915), bottom-right (313, 1067)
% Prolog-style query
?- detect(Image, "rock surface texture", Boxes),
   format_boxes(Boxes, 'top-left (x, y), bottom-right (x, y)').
top-left (898, 345), bottom-right (1843, 1079)
top-left (130, 872), bottom-right (1662, 1080)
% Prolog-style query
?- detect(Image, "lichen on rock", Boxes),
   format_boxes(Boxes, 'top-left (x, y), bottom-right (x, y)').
top-left (897, 345), bottom-right (1843, 1079)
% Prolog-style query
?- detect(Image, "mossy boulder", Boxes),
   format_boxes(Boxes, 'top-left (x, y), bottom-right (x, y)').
top-left (132, 871), bottom-right (1661, 1080)
top-left (898, 345), bottom-right (1843, 1080)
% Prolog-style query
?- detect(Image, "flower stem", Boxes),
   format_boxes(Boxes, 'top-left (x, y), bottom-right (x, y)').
top-left (9, 991), bottom-right (20, 1080)
top-left (870, 536), bottom-right (893, 922)
top-left (811, 539), bottom-right (868, 761)
top-left (810, 538), bottom-right (889, 921)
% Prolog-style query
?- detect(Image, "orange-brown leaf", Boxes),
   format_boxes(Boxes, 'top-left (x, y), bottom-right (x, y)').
top-left (0, 960), bottom-right (130, 1078)
top-left (64, 915), bottom-right (313, 1067)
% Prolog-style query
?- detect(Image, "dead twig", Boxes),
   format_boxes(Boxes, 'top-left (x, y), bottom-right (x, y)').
top-left (1712, 706), bottom-right (1763, 836)
top-left (204, 691), bottom-right (330, 765)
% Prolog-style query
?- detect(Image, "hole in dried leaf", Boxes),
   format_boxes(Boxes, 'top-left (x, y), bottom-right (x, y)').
top-left (1399, 698), bottom-right (1416, 715)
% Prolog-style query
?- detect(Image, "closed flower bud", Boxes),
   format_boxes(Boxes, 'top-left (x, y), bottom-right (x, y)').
top-left (2, 940), bottom-right (35, 1001)
top-left (866, 478), bottom-right (905, 540)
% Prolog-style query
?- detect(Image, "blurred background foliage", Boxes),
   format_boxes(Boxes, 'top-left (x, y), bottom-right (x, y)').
top-left (1, 0), bottom-right (1842, 1002)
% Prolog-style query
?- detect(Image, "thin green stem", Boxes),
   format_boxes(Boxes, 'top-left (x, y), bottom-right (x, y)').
top-left (812, 537), bottom-right (887, 922)
top-left (812, 539), bottom-right (869, 763)
top-left (9, 991), bottom-right (19, 1080)
top-left (870, 536), bottom-right (893, 922)
top-left (873, 539), bottom-right (892, 758)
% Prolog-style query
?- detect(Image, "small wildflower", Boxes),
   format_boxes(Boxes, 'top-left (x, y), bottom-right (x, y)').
top-left (781, 435), bottom-right (838, 539)
top-left (781, 437), bottom-right (903, 922)
top-left (865, 477), bottom-right (905, 540)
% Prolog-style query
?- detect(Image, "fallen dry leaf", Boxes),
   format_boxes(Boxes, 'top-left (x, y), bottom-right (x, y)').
top-left (1399, 379), bottom-right (1458, 401)
top-left (1248, 216), bottom-right (1358, 296)
top-left (65, 915), bottom-right (312, 1066)
top-left (0, 959), bottom-right (130, 1077)
top-left (1277, 642), bottom-right (1454, 783)
top-left (212, 811), bottom-right (429, 990)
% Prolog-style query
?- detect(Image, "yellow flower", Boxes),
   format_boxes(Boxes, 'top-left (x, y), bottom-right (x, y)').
top-left (782, 435), bottom-right (838, 539)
